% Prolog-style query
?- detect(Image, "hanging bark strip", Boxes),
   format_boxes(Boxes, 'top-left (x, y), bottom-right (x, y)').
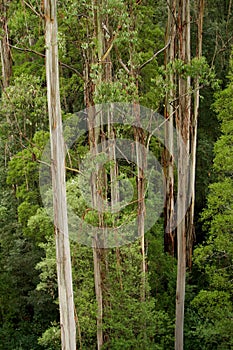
top-left (44, 1), bottom-right (76, 349)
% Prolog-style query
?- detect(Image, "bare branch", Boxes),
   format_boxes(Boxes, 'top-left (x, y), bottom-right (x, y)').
top-left (9, 44), bottom-right (84, 79)
top-left (59, 61), bottom-right (84, 80)
top-left (39, 159), bottom-right (83, 175)
top-left (118, 58), bottom-right (131, 75)
top-left (146, 106), bottom-right (179, 150)
top-left (114, 45), bottom-right (131, 75)
top-left (9, 44), bottom-right (45, 57)
top-left (139, 40), bottom-right (171, 71)
top-left (23, 0), bottom-right (43, 18)
top-left (100, 41), bottom-right (114, 63)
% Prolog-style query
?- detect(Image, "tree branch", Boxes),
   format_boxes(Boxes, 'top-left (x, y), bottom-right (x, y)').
top-left (22, 0), bottom-right (43, 18)
top-left (9, 44), bottom-right (84, 79)
top-left (37, 159), bottom-right (83, 175)
top-left (138, 40), bottom-right (171, 71)
top-left (9, 44), bottom-right (45, 57)
top-left (146, 106), bottom-right (179, 151)
top-left (114, 45), bottom-right (131, 75)
top-left (118, 58), bottom-right (131, 75)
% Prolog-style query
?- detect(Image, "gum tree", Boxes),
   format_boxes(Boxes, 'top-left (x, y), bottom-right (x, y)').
top-left (44, 1), bottom-right (76, 349)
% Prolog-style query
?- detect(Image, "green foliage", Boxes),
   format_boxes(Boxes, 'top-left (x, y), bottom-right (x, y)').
top-left (6, 131), bottom-right (49, 241)
top-left (147, 226), bottom-right (177, 316)
top-left (188, 290), bottom-right (233, 349)
top-left (38, 323), bottom-right (61, 350)
top-left (1, 1), bottom-right (232, 348)
top-left (166, 57), bottom-right (220, 90)
top-left (0, 74), bottom-right (47, 148)
top-left (102, 243), bottom-right (174, 350)
top-left (36, 231), bottom-right (174, 349)
top-left (186, 51), bottom-right (233, 350)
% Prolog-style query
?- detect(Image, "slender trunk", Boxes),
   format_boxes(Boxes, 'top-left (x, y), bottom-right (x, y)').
top-left (128, 0), bottom-right (147, 302)
top-left (133, 102), bottom-right (147, 344)
top-left (164, 0), bottom-right (176, 256)
top-left (89, 106), bottom-right (103, 350)
top-left (187, 0), bottom-right (204, 268)
top-left (175, 149), bottom-right (187, 350)
top-left (134, 119), bottom-right (147, 301)
top-left (175, 1), bottom-right (191, 349)
top-left (0, 0), bottom-right (12, 89)
top-left (164, 0), bottom-right (201, 347)
top-left (92, 2), bottom-right (104, 347)
top-left (92, 239), bottom-right (103, 350)
top-left (44, 1), bottom-right (76, 349)
top-left (87, 1), bottom-right (113, 347)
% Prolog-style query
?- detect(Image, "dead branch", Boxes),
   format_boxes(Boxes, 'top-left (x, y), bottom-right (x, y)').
top-left (139, 40), bottom-right (171, 71)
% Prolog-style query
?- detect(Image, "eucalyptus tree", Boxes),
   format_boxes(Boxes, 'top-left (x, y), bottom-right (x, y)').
top-left (44, 1), bottom-right (76, 349)
top-left (163, 1), bottom-right (205, 349)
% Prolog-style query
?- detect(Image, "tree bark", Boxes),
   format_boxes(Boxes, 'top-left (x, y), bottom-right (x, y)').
top-left (127, 1), bottom-right (147, 303)
top-left (0, 0), bottom-right (12, 88)
top-left (187, 0), bottom-right (204, 268)
top-left (163, 0), bottom-right (177, 256)
top-left (87, 1), bottom-right (113, 347)
top-left (133, 111), bottom-right (147, 302)
top-left (44, 1), bottom-right (76, 349)
top-left (92, 2), bottom-right (104, 348)
top-left (175, 1), bottom-right (191, 349)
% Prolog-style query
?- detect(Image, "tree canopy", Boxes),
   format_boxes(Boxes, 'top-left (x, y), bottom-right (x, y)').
top-left (0, 0), bottom-right (232, 349)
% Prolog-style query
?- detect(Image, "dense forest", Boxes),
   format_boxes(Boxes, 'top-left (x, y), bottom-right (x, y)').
top-left (0, 0), bottom-right (232, 349)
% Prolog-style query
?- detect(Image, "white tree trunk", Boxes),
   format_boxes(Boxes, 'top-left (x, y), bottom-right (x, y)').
top-left (44, 1), bottom-right (76, 349)
top-left (175, 1), bottom-right (191, 348)
top-left (187, 0), bottom-right (204, 267)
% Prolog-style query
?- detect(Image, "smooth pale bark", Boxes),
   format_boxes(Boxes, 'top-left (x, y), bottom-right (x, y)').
top-left (0, 0), bottom-right (12, 88)
top-left (187, 0), bottom-right (204, 268)
top-left (175, 1), bottom-right (191, 349)
top-left (44, 1), bottom-right (76, 349)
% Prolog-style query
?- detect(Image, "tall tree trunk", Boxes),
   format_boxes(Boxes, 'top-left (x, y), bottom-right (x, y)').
top-left (186, 0), bottom-right (204, 268)
top-left (164, 0), bottom-right (203, 347)
top-left (133, 111), bottom-right (147, 302)
top-left (93, 2), bottom-right (104, 348)
top-left (87, 1), bottom-right (114, 347)
top-left (0, 0), bottom-right (12, 89)
top-left (175, 1), bottom-right (191, 349)
top-left (127, 1), bottom-right (147, 303)
top-left (164, 0), bottom-right (176, 256)
top-left (92, 240), bottom-right (103, 350)
top-left (44, 1), bottom-right (76, 349)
